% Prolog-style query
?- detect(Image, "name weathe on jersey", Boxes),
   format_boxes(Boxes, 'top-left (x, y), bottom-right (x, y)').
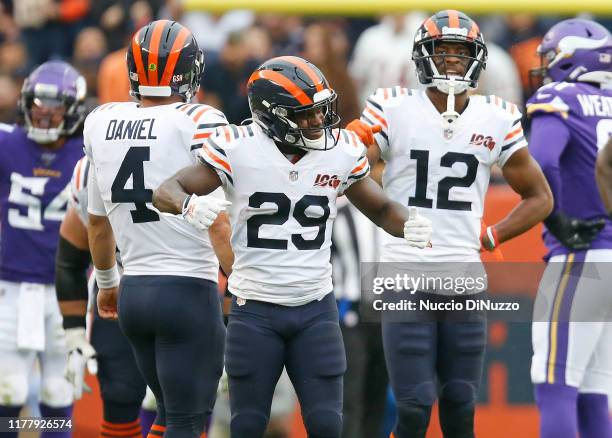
top-left (105, 118), bottom-right (158, 141)
top-left (313, 173), bottom-right (340, 189)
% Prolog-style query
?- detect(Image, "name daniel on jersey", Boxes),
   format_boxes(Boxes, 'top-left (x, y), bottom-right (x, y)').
top-left (105, 118), bottom-right (158, 141)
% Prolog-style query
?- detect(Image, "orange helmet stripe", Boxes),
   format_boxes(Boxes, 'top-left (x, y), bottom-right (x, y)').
top-left (131, 30), bottom-right (148, 86)
top-left (248, 70), bottom-right (312, 105)
top-left (424, 18), bottom-right (440, 37)
top-left (448, 10), bottom-right (460, 28)
top-left (147, 20), bottom-right (167, 86)
top-left (276, 56), bottom-right (324, 92)
top-left (468, 21), bottom-right (480, 39)
top-left (159, 27), bottom-right (191, 86)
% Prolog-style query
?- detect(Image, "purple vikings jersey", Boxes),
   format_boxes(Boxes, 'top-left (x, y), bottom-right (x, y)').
top-left (0, 124), bottom-right (84, 283)
top-left (527, 81), bottom-right (612, 257)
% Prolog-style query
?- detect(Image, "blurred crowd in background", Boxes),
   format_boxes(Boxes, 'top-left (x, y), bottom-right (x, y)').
top-left (0, 1), bottom-right (610, 150)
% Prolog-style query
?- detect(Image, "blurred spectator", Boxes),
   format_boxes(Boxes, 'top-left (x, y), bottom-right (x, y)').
top-left (0, 1), bottom-right (18, 43)
top-left (494, 14), bottom-right (548, 102)
top-left (349, 13), bottom-right (426, 103)
top-left (302, 20), bottom-right (361, 125)
top-left (163, 0), bottom-right (254, 53)
top-left (257, 14), bottom-right (304, 57)
top-left (14, 0), bottom-right (90, 70)
top-left (0, 73), bottom-right (20, 123)
top-left (0, 40), bottom-right (27, 77)
top-left (72, 26), bottom-right (107, 104)
top-left (97, 46), bottom-right (130, 104)
top-left (89, 0), bottom-right (158, 53)
top-left (476, 41), bottom-right (523, 106)
top-left (199, 28), bottom-right (269, 124)
top-left (241, 25), bottom-right (272, 61)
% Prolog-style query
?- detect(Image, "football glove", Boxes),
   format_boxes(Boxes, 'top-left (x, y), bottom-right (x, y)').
top-left (544, 213), bottom-right (606, 251)
top-left (64, 327), bottom-right (97, 400)
top-left (182, 194), bottom-right (231, 231)
top-left (217, 367), bottom-right (229, 396)
top-left (404, 207), bottom-right (433, 249)
top-left (346, 119), bottom-right (382, 147)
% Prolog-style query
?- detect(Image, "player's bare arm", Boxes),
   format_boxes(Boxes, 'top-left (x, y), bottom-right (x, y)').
top-left (345, 176), bottom-right (408, 236)
top-left (208, 211), bottom-right (234, 275)
top-left (596, 137), bottom-right (612, 213)
top-left (153, 163), bottom-right (222, 214)
top-left (345, 176), bottom-right (432, 248)
top-left (88, 213), bottom-right (118, 319)
top-left (489, 148), bottom-right (553, 246)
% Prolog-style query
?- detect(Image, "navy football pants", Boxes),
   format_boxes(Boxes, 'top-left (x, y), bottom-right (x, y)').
top-left (92, 286), bottom-right (146, 424)
top-left (382, 300), bottom-right (486, 438)
top-left (226, 292), bottom-right (346, 438)
top-left (118, 275), bottom-right (225, 438)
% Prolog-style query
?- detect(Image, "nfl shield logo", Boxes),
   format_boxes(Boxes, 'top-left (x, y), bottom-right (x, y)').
top-left (237, 297), bottom-right (246, 306)
top-left (41, 152), bottom-right (57, 167)
top-left (444, 128), bottom-right (454, 140)
top-left (289, 170), bottom-right (299, 181)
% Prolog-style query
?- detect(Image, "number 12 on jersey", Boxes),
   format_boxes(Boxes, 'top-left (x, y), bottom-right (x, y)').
top-left (409, 150), bottom-right (478, 211)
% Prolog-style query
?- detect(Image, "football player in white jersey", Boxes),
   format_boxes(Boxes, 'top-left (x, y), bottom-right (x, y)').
top-left (152, 56), bottom-right (433, 438)
top-left (85, 20), bottom-right (232, 438)
top-left (56, 155), bottom-right (157, 438)
top-left (346, 10), bottom-right (553, 438)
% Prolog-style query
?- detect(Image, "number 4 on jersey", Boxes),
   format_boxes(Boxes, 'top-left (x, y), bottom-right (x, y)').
top-left (111, 147), bottom-right (159, 223)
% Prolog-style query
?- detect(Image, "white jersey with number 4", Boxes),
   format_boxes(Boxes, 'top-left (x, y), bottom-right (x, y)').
top-left (199, 123), bottom-right (370, 306)
top-left (84, 101), bottom-right (228, 281)
top-left (361, 87), bottom-right (527, 263)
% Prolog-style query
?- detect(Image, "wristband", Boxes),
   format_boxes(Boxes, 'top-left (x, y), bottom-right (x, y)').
top-left (95, 264), bottom-right (120, 289)
top-left (485, 226), bottom-right (499, 250)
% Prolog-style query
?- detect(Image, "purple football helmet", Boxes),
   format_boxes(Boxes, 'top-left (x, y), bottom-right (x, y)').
top-left (18, 60), bottom-right (87, 143)
top-left (531, 19), bottom-right (612, 88)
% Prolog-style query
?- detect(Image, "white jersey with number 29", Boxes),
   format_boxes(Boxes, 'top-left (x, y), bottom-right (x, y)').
top-left (199, 123), bottom-right (370, 306)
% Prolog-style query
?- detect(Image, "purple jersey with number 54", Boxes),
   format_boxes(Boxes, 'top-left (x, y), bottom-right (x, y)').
top-left (527, 81), bottom-right (612, 257)
top-left (0, 124), bottom-right (84, 283)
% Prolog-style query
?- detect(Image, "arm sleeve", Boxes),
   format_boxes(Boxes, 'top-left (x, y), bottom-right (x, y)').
top-left (86, 164), bottom-right (106, 216)
top-left (197, 134), bottom-right (234, 188)
top-left (55, 235), bottom-right (91, 329)
top-left (528, 114), bottom-right (571, 215)
top-left (69, 156), bottom-right (90, 224)
top-left (497, 117), bottom-right (529, 167)
top-left (341, 144), bottom-right (370, 193)
top-left (360, 90), bottom-right (391, 159)
top-left (187, 105), bottom-right (228, 160)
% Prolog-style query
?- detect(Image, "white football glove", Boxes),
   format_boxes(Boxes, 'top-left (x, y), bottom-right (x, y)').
top-left (217, 367), bottom-right (229, 396)
top-left (404, 207), bottom-right (433, 249)
top-left (182, 194), bottom-right (231, 231)
top-left (64, 327), bottom-right (97, 400)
